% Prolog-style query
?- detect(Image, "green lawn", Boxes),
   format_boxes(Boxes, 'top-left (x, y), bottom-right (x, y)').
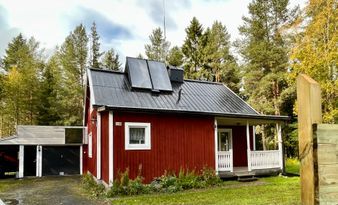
top-left (285, 158), bottom-right (300, 175)
top-left (110, 176), bottom-right (300, 205)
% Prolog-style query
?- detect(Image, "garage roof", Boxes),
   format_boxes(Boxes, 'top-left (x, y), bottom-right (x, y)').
top-left (0, 126), bottom-right (84, 145)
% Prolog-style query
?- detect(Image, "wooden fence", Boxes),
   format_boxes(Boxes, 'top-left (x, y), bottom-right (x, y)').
top-left (297, 74), bottom-right (338, 204)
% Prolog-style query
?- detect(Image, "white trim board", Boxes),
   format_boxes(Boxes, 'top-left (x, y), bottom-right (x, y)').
top-left (109, 112), bottom-right (114, 185)
top-left (96, 112), bottom-right (101, 179)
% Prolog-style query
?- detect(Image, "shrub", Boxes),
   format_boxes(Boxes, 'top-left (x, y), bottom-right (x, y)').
top-left (107, 168), bottom-right (149, 197)
top-left (107, 166), bottom-right (222, 197)
top-left (177, 168), bottom-right (202, 189)
top-left (199, 167), bottom-right (222, 186)
top-left (150, 170), bottom-right (181, 193)
top-left (81, 173), bottom-right (106, 198)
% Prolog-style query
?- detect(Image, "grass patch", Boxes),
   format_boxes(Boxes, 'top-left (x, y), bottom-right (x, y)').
top-left (0, 178), bottom-right (37, 192)
top-left (110, 176), bottom-right (300, 205)
top-left (285, 158), bottom-right (300, 175)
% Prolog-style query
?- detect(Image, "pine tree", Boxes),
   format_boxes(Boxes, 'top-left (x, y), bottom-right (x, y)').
top-left (0, 34), bottom-right (42, 136)
top-left (102, 48), bottom-right (121, 71)
top-left (238, 0), bottom-right (297, 149)
top-left (59, 24), bottom-right (88, 125)
top-left (290, 0), bottom-right (337, 123)
top-left (2, 33), bottom-right (30, 71)
top-left (90, 22), bottom-right (103, 69)
top-left (37, 54), bottom-right (63, 125)
top-left (182, 17), bottom-right (204, 79)
top-left (202, 21), bottom-right (240, 92)
top-left (167, 46), bottom-right (183, 67)
top-left (238, 0), bottom-right (296, 115)
top-left (145, 28), bottom-right (170, 62)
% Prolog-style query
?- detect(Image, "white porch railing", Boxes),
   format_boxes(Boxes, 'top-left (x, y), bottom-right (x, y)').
top-left (250, 150), bottom-right (281, 170)
top-left (218, 150), bottom-right (233, 171)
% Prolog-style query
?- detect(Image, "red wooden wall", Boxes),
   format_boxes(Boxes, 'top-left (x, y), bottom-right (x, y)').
top-left (101, 112), bottom-right (109, 183)
top-left (112, 112), bottom-right (215, 183)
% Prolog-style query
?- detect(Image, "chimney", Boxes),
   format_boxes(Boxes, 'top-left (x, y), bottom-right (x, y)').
top-left (168, 66), bottom-right (184, 83)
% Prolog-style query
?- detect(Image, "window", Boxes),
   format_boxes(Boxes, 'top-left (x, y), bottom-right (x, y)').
top-left (88, 132), bottom-right (92, 158)
top-left (125, 122), bottom-right (151, 150)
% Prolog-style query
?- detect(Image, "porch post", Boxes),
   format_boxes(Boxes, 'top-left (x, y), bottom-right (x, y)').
top-left (253, 126), bottom-right (256, 151)
top-left (214, 118), bottom-right (218, 174)
top-left (246, 121), bottom-right (251, 171)
top-left (277, 123), bottom-right (283, 170)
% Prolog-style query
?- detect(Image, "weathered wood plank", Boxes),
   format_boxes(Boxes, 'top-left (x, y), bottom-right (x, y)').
top-left (317, 124), bottom-right (338, 204)
top-left (318, 144), bottom-right (337, 165)
top-left (297, 74), bottom-right (322, 205)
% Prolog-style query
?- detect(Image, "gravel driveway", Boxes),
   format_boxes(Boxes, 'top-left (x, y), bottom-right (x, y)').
top-left (0, 176), bottom-right (108, 205)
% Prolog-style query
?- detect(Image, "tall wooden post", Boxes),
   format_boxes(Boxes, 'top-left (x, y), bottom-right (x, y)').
top-left (297, 74), bottom-right (322, 205)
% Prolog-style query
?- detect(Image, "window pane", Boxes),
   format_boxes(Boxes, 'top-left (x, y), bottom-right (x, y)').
top-left (129, 128), bottom-right (145, 144)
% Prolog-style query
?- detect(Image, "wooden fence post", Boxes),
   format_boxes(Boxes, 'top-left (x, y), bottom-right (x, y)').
top-left (297, 74), bottom-right (322, 205)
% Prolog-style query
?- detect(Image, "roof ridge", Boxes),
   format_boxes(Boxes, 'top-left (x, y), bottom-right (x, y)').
top-left (89, 67), bottom-right (125, 74)
top-left (184, 79), bottom-right (223, 85)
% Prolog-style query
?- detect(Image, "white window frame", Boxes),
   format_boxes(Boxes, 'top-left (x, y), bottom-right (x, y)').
top-left (88, 132), bottom-right (92, 158)
top-left (125, 122), bottom-right (151, 150)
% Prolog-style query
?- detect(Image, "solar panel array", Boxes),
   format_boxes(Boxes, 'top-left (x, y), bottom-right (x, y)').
top-left (126, 58), bottom-right (152, 89)
top-left (126, 57), bottom-right (173, 92)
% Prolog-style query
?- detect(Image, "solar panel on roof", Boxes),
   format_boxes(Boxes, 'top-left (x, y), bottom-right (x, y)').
top-left (148, 61), bottom-right (173, 91)
top-left (126, 57), bottom-right (152, 89)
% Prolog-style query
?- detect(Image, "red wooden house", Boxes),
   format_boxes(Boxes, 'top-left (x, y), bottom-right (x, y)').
top-left (83, 57), bottom-right (288, 185)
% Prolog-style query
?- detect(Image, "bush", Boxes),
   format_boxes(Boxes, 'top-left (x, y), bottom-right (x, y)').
top-left (177, 168), bottom-right (202, 189)
top-left (107, 168), bottom-right (149, 197)
top-left (105, 166), bottom-right (222, 197)
top-left (199, 167), bottom-right (222, 186)
top-left (81, 173), bottom-right (106, 198)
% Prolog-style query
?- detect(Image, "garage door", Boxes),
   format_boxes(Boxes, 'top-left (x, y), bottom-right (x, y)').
top-left (42, 146), bottom-right (80, 176)
top-left (0, 145), bottom-right (19, 178)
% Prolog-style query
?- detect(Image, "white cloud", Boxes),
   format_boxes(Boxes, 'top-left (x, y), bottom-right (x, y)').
top-left (0, 0), bottom-right (307, 63)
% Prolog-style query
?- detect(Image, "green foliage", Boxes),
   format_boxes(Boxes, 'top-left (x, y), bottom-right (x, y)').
top-left (59, 24), bottom-right (88, 125)
top-left (290, 0), bottom-right (338, 123)
top-left (102, 48), bottom-right (121, 71)
top-left (81, 174), bottom-right (106, 198)
top-left (199, 166), bottom-right (222, 186)
top-left (167, 46), bottom-right (183, 67)
top-left (106, 167), bottom-right (221, 197)
top-left (145, 27), bottom-right (170, 62)
top-left (0, 34), bottom-right (42, 136)
top-left (182, 17), bottom-right (205, 79)
top-left (204, 21), bottom-right (240, 93)
top-left (37, 54), bottom-right (63, 125)
top-left (89, 22), bottom-right (103, 68)
top-left (237, 0), bottom-right (298, 149)
top-left (107, 168), bottom-right (149, 197)
top-left (285, 158), bottom-right (300, 175)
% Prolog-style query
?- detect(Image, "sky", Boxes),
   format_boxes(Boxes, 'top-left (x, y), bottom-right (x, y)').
top-left (0, 0), bottom-right (306, 64)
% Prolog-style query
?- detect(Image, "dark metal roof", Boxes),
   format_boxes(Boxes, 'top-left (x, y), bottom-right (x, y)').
top-left (88, 68), bottom-right (289, 121)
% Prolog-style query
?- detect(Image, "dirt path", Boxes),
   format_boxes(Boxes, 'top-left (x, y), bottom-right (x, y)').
top-left (0, 176), bottom-right (108, 205)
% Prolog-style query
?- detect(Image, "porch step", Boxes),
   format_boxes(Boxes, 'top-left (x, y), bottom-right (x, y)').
top-left (235, 172), bottom-right (257, 182)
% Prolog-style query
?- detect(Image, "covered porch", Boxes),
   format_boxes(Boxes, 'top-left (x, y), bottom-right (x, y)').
top-left (214, 117), bottom-right (285, 177)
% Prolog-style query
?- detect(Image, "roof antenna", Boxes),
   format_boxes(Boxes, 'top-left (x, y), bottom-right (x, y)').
top-left (163, 0), bottom-right (166, 41)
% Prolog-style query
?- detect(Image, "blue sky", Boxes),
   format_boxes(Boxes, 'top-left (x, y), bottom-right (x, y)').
top-left (0, 0), bottom-right (306, 64)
